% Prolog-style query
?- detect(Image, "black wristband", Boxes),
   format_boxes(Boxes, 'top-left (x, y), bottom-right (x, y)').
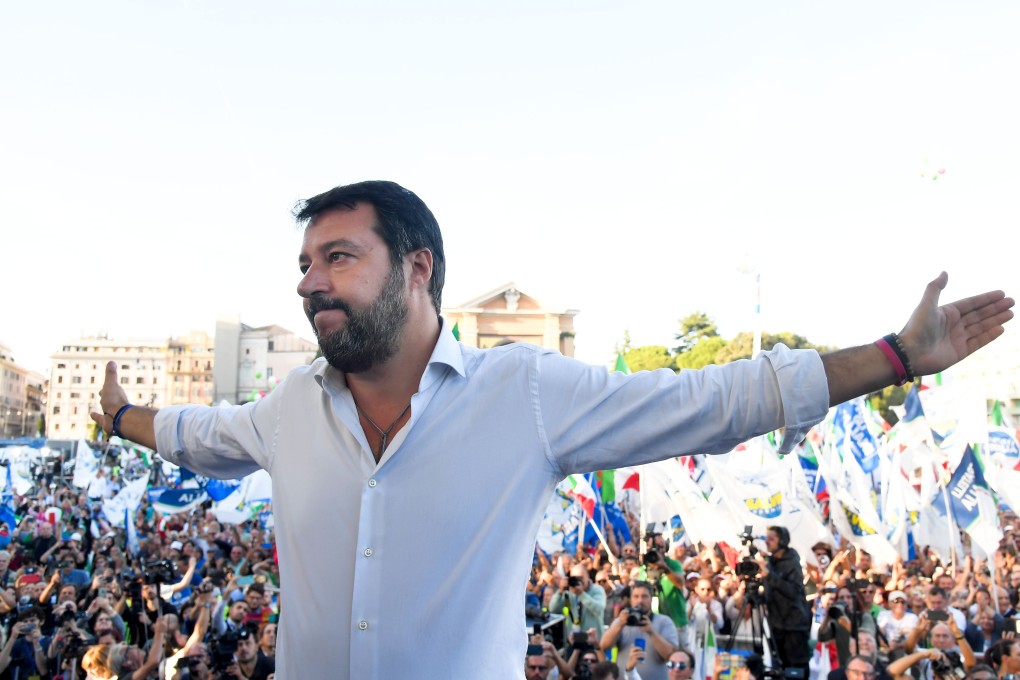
top-left (884, 333), bottom-right (916, 383)
top-left (112, 404), bottom-right (134, 438)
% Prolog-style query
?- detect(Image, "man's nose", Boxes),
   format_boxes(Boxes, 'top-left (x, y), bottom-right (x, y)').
top-left (297, 263), bottom-right (329, 298)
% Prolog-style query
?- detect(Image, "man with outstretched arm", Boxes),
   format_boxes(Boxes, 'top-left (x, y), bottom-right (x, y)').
top-left (91, 180), bottom-right (1013, 679)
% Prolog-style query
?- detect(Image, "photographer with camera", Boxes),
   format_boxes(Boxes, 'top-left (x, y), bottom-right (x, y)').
top-left (760, 526), bottom-right (812, 679)
top-left (902, 615), bottom-right (976, 679)
top-left (0, 608), bottom-right (49, 677)
top-left (552, 565), bottom-right (607, 640)
top-left (43, 596), bottom-right (95, 670)
top-left (641, 541), bottom-right (688, 636)
top-left (819, 585), bottom-right (878, 668)
top-left (601, 581), bottom-right (679, 680)
top-left (215, 626), bottom-right (275, 680)
top-left (564, 628), bottom-right (613, 680)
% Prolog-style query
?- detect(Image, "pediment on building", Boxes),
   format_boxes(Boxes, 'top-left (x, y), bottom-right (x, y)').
top-left (452, 282), bottom-right (545, 313)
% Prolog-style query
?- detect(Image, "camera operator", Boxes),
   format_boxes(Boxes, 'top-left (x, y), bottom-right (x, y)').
top-left (886, 646), bottom-right (965, 680)
top-left (219, 626), bottom-right (275, 680)
top-left (902, 616), bottom-right (976, 679)
top-left (0, 608), bottom-right (49, 677)
top-left (566, 628), bottom-right (606, 679)
top-left (601, 581), bottom-right (679, 680)
top-left (641, 535), bottom-right (689, 635)
top-left (44, 597), bottom-right (94, 668)
top-left (552, 564), bottom-right (607, 639)
top-left (819, 585), bottom-right (878, 668)
top-left (760, 526), bottom-right (812, 679)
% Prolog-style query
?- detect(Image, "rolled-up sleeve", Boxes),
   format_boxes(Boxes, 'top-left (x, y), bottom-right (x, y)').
top-left (764, 345), bottom-right (829, 453)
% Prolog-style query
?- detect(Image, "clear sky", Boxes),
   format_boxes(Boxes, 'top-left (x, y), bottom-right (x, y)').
top-left (2, 1), bottom-right (1018, 376)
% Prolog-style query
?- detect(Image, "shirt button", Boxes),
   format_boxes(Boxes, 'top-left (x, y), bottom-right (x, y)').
top-left (364, 548), bottom-right (373, 557)
top-left (368, 479), bottom-right (377, 488)
top-left (358, 620), bottom-right (368, 630)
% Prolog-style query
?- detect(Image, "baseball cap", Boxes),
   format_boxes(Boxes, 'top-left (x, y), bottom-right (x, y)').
top-left (69, 532), bottom-right (82, 542)
top-left (170, 541), bottom-right (184, 551)
top-left (889, 590), bottom-right (907, 602)
top-left (685, 571), bottom-right (700, 581)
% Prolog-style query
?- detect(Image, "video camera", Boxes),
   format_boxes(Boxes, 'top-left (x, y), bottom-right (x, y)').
top-left (142, 559), bottom-right (176, 585)
top-left (209, 627), bottom-right (251, 672)
top-left (735, 525), bottom-right (762, 580)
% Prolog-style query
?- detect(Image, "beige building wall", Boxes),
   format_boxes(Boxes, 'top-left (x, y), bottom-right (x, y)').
top-left (48, 338), bottom-right (173, 438)
top-left (168, 331), bottom-right (215, 406)
top-left (442, 283), bottom-right (578, 357)
top-left (0, 342), bottom-right (31, 437)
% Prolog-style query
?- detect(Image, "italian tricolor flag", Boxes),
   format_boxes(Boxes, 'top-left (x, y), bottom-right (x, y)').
top-left (566, 474), bottom-right (597, 519)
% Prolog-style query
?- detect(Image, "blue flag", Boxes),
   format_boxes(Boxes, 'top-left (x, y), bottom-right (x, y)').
top-left (0, 466), bottom-right (16, 531)
top-left (834, 400), bottom-right (880, 473)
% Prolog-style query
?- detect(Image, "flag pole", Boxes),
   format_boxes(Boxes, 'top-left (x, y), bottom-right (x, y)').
top-left (939, 477), bottom-right (957, 574)
top-left (638, 465), bottom-right (647, 555)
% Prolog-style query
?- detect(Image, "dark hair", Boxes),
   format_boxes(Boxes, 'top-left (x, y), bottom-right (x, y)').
top-left (293, 180), bottom-right (446, 315)
top-left (929, 586), bottom-right (949, 599)
top-left (966, 663), bottom-right (997, 679)
top-left (676, 648), bottom-right (696, 671)
top-left (984, 639), bottom-right (1018, 670)
top-left (591, 661), bottom-right (621, 680)
top-left (768, 525), bottom-right (790, 550)
top-left (630, 580), bottom-right (655, 597)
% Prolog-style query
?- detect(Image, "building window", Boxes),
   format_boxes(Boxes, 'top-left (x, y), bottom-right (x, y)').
top-left (268, 341), bottom-right (274, 351)
top-left (72, 376), bottom-right (82, 384)
top-left (70, 392), bottom-right (80, 398)
top-left (267, 367), bottom-right (273, 378)
top-left (57, 363), bottom-right (66, 369)
top-left (54, 423), bottom-right (60, 430)
top-left (245, 349), bottom-right (250, 355)
top-left (58, 376), bottom-right (64, 383)
top-left (121, 364), bottom-right (130, 371)
top-left (53, 406), bottom-right (61, 415)
top-left (90, 376), bottom-right (95, 383)
top-left (120, 377), bottom-right (129, 385)
top-left (136, 377), bottom-right (145, 384)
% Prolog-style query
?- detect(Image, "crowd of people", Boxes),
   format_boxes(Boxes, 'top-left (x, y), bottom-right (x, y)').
top-left (524, 508), bottom-right (1020, 680)
top-left (0, 459), bottom-right (277, 679)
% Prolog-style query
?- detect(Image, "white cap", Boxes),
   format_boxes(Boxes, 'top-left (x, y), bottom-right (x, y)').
top-left (170, 541), bottom-right (184, 551)
top-left (69, 532), bottom-right (82, 542)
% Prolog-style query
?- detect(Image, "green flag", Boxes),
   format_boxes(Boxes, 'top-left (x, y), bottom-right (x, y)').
top-left (451, 322), bottom-right (460, 341)
top-left (613, 353), bottom-right (630, 374)
top-left (991, 400), bottom-right (1004, 426)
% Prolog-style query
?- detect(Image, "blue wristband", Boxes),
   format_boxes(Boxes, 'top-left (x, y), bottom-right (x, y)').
top-left (112, 404), bottom-right (134, 438)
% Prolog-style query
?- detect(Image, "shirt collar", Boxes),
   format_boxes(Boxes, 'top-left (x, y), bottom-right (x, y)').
top-left (313, 316), bottom-right (465, 393)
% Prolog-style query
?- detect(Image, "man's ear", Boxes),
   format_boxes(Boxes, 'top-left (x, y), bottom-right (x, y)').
top-left (407, 248), bottom-right (434, 291)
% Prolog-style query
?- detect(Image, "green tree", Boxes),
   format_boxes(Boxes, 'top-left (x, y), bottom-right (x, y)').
top-left (675, 336), bottom-right (728, 371)
top-left (673, 312), bottom-right (719, 354)
top-left (623, 345), bottom-right (676, 372)
top-left (714, 331), bottom-right (835, 364)
top-left (869, 384), bottom-right (909, 426)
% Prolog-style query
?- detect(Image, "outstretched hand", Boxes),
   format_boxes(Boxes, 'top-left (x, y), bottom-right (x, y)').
top-left (89, 361), bottom-right (130, 437)
top-left (900, 272), bottom-right (1014, 376)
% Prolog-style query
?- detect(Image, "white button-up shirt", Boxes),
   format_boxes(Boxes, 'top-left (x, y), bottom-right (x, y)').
top-left (155, 319), bottom-right (828, 679)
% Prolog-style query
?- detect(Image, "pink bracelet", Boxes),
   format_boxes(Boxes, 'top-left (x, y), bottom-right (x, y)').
top-left (874, 336), bottom-right (908, 386)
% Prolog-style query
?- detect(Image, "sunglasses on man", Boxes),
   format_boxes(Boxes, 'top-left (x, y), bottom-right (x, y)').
top-left (667, 661), bottom-right (688, 669)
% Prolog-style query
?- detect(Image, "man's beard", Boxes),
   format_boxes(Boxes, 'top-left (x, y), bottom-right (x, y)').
top-left (307, 264), bottom-right (408, 374)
